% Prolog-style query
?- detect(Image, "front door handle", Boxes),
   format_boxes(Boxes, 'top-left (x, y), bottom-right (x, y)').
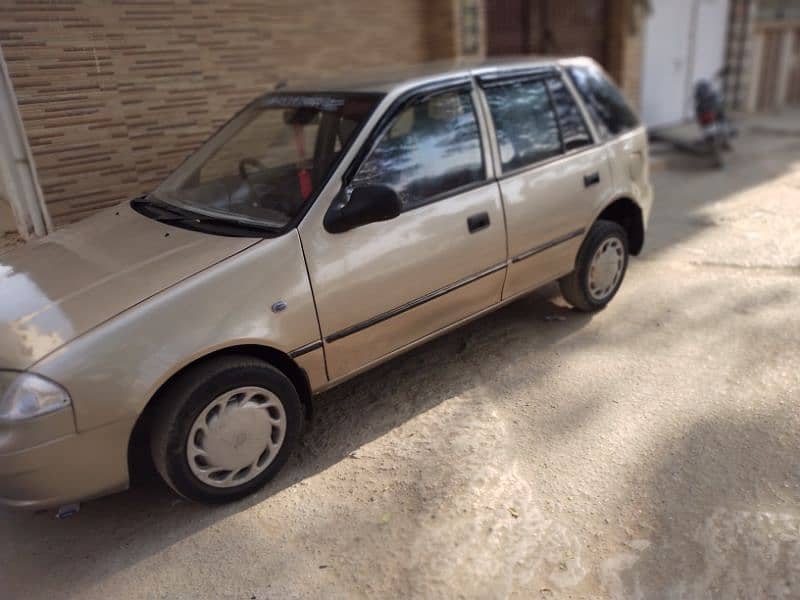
top-left (467, 212), bottom-right (490, 233)
top-left (584, 172), bottom-right (601, 187)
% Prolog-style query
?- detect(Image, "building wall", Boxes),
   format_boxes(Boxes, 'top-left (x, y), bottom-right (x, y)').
top-left (750, 16), bottom-right (800, 110)
top-left (485, 0), bottom-right (645, 107)
top-left (426, 0), bottom-right (458, 60)
top-left (640, 0), bottom-right (730, 127)
top-left (0, 1), bottom-right (451, 226)
top-left (605, 0), bottom-right (645, 108)
top-left (725, 0), bottom-right (756, 111)
top-left (0, 198), bottom-right (15, 234)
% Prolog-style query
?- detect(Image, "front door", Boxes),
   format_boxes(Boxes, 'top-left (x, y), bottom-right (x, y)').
top-left (300, 85), bottom-right (507, 380)
top-left (479, 73), bottom-right (611, 299)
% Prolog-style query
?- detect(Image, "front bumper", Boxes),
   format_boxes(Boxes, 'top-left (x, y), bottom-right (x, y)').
top-left (0, 415), bottom-right (133, 509)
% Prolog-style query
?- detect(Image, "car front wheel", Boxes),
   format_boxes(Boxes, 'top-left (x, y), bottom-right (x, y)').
top-left (559, 219), bottom-right (629, 313)
top-left (150, 355), bottom-right (302, 504)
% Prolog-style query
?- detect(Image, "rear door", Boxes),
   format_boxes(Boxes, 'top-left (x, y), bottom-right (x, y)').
top-left (299, 83), bottom-right (507, 380)
top-left (565, 61), bottom-right (649, 221)
top-left (478, 71), bottom-right (613, 299)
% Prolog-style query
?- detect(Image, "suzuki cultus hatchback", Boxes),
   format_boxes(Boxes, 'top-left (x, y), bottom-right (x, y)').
top-left (0, 58), bottom-right (652, 510)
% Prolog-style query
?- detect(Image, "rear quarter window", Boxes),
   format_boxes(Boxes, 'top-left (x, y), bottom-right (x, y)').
top-left (566, 64), bottom-right (639, 139)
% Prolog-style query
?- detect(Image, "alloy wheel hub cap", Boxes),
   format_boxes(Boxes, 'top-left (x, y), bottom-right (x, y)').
top-left (187, 386), bottom-right (286, 488)
top-left (588, 237), bottom-right (624, 301)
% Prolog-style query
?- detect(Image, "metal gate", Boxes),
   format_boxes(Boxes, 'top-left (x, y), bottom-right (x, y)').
top-left (487, 0), bottom-right (528, 56)
top-left (486, 0), bottom-right (607, 62)
top-left (755, 20), bottom-right (800, 109)
top-left (640, 0), bottom-right (730, 128)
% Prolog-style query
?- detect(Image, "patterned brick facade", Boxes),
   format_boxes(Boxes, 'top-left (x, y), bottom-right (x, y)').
top-left (0, 0), bottom-right (644, 228)
top-left (605, 0), bottom-right (645, 109)
top-left (0, 0), bottom-right (447, 225)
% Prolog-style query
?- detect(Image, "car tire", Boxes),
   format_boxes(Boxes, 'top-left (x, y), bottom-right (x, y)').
top-left (559, 220), bottom-right (629, 313)
top-left (150, 355), bottom-right (302, 504)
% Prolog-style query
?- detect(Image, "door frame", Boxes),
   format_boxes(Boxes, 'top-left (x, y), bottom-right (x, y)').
top-left (298, 74), bottom-right (508, 381)
top-left (0, 45), bottom-right (51, 239)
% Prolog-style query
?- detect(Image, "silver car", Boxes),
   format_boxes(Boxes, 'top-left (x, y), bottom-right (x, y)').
top-left (0, 57), bottom-right (652, 509)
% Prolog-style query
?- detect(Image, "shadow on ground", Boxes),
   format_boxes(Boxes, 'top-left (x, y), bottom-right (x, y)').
top-left (2, 116), bottom-right (800, 598)
top-left (605, 407), bottom-right (800, 599)
top-left (0, 284), bottom-right (597, 590)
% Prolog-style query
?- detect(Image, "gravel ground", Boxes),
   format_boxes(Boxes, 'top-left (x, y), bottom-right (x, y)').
top-left (1, 114), bottom-right (799, 599)
top-left (0, 232), bottom-right (22, 255)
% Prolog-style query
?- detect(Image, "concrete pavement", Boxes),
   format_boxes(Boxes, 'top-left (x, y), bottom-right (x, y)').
top-left (1, 112), bottom-right (799, 599)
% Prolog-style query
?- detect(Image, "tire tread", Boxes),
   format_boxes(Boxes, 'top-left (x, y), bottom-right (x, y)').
top-left (559, 219), bottom-right (629, 313)
top-left (149, 354), bottom-right (301, 504)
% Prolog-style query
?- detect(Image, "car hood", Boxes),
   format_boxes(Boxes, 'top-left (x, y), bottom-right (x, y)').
top-left (0, 202), bottom-right (256, 369)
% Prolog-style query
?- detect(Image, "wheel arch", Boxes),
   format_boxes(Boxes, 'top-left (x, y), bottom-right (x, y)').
top-left (594, 196), bottom-right (645, 256)
top-left (127, 343), bottom-right (313, 481)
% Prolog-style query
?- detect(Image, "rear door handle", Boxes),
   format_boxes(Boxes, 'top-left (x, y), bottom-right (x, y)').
top-left (584, 172), bottom-right (601, 187)
top-left (467, 212), bottom-right (490, 233)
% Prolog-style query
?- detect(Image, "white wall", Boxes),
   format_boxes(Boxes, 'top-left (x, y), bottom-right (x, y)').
top-left (640, 0), bottom-right (730, 128)
top-left (692, 0), bottom-right (731, 91)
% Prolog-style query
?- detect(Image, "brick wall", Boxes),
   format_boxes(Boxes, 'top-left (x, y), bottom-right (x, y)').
top-left (0, 1), bottom-right (451, 226)
top-left (539, 1), bottom-right (609, 62)
top-left (604, 0), bottom-right (645, 108)
top-left (425, 0), bottom-right (457, 60)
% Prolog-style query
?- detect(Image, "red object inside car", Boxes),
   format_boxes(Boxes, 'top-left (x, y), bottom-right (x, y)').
top-left (293, 123), bottom-right (313, 200)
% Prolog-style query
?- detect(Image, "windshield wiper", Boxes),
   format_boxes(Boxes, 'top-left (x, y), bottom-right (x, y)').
top-left (131, 195), bottom-right (280, 236)
top-left (131, 195), bottom-right (194, 220)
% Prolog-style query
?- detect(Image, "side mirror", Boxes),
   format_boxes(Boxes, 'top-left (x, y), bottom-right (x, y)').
top-left (324, 184), bottom-right (402, 233)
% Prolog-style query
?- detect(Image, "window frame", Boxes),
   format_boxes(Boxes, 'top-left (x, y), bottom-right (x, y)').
top-left (335, 78), bottom-right (492, 216)
top-left (545, 75), bottom-right (595, 153)
top-left (476, 69), bottom-right (600, 180)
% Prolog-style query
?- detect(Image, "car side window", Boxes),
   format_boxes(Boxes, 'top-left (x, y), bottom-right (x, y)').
top-left (483, 79), bottom-right (562, 172)
top-left (546, 76), bottom-right (593, 151)
top-left (351, 89), bottom-right (484, 211)
top-left (566, 64), bottom-right (639, 139)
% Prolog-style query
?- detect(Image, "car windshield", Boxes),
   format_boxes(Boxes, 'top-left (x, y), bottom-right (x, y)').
top-left (150, 92), bottom-right (382, 230)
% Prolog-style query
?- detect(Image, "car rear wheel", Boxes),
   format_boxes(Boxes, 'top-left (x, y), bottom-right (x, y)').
top-left (150, 355), bottom-right (302, 504)
top-left (559, 220), bottom-right (629, 313)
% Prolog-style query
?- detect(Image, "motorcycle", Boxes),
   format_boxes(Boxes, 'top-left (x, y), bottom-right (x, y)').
top-left (693, 75), bottom-right (735, 169)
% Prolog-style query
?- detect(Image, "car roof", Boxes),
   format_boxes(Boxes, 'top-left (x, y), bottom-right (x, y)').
top-left (276, 56), bottom-right (595, 96)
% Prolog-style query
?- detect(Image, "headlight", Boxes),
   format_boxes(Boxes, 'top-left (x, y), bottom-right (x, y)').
top-left (0, 371), bottom-right (72, 422)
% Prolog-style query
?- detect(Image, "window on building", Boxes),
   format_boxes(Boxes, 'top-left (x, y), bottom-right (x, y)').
top-left (351, 90), bottom-right (484, 211)
top-left (484, 78), bottom-right (562, 172)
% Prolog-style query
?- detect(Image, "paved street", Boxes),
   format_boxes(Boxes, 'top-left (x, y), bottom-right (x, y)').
top-left (1, 114), bottom-right (799, 599)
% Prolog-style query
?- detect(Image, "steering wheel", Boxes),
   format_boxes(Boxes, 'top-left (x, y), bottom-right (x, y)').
top-left (238, 157), bottom-right (269, 182)
top-left (238, 157), bottom-right (272, 209)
